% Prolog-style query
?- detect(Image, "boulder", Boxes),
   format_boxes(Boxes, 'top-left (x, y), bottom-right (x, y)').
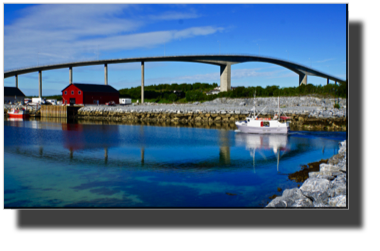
top-left (328, 195), bottom-right (346, 207)
top-left (319, 163), bottom-right (341, 173)
top-left (328, 174), bottom-right (346, 198)
top-left (300, 178), bottom-right (330, 206)
top-left (266, 188), bottom-right (313, 207)
top-left (308, 171), bottom-right (335, 180)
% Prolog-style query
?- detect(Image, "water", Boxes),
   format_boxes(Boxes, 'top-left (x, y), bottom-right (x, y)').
top-left (4, 119), bottom-right (346, 208)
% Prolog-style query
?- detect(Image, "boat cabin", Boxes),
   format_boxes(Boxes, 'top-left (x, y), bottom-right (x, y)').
top-left (245, 116), bottom-right (289, 128)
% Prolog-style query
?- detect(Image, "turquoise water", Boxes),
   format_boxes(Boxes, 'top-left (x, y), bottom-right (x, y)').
top-left (4, 120), bottom-right (346, 208)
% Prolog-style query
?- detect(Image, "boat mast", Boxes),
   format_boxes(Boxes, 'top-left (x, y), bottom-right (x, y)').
top-left (278, 96), bottom-right (280, 120)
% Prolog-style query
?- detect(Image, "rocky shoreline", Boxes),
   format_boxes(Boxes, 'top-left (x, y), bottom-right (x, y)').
top-left (266, 140), bottom-right (347, 207)
top-left (76, 97), bottom-right (347, 131)
top-left (4, 96), bottom-right (347, 131)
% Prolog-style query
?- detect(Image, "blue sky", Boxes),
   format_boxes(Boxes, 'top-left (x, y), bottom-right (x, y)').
top-left (3, 4), bottom-right (347, 96)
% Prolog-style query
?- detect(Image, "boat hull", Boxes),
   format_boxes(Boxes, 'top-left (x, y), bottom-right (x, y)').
top-left (236, 123), bottom-right (288, 134)
top-left (8, 113), bottom-right (30, 119)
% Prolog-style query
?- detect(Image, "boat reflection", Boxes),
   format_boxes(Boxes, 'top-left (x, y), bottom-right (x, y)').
top-left (6, 118), bottom-right (24, 128)
top-left (8, 118), bottom-right (23, 122)
top-left (235, 133), bottom-right (290, 172)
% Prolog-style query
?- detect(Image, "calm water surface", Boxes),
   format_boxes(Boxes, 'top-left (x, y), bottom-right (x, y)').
top-left (4, 119), bottom-right (346, 208)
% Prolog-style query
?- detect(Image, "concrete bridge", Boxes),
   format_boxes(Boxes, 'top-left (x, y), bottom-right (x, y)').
top-left (4, 54), bottom-right (345, 103)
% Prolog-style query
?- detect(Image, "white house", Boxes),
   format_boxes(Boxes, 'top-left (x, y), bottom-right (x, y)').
top-left (119, 98), bottom-right (132, 105)
top-left (32, 97), bottom-right (45, 104)
top-left (206, 86), bottom-right (221, 95)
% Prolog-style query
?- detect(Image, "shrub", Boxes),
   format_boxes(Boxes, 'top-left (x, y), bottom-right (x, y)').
top-left (334, 103), bottom-right (340, 109)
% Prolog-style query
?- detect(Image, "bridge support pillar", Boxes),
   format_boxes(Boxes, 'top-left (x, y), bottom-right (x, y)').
top-left (335, 80), bottom-right (337, 85)
top-left (141, 61), bottom-right (144, 104)
top-left (299, 73), bottom-right (307, 86)
top-left (15, 75), bottom-right (18, 88)
top-left (104, 64), bottom-right (108, 85)
top-left (69, 67), bottom-right (73, 84)
top-left (38, 70), bottom-right (42, 98)
top-left (327, 78), bottom-right (329, 85)
top-left (220, 64), bottom-right (231, 92)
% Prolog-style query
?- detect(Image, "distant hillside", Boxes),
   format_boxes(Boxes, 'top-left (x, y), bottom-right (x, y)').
top-left (119, 82), bottom-right (346, 103)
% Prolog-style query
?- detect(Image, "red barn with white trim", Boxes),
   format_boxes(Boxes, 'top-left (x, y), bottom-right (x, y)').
top-left (61, 83), bottom-right (119, 105)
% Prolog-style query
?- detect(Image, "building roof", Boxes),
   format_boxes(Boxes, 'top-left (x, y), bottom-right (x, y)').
top-left (4, 87), bottom-right (26, 97)
top-left (61, 83), bottom-right (119, 93)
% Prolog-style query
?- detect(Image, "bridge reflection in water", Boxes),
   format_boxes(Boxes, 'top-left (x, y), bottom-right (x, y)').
top-left (59, 122), bottom-right (236, 166)
top-left (25, 117), bottom-right (293, 169)
top-left (61, 122), bottom-right (148, 165)
top-left (9, 116), bottom-right (336, 169)
top-left (219, 129), bottom-right (231, 165)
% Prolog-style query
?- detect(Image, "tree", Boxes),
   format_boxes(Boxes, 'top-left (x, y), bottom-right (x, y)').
top-left (168, 93), bottom-right (178, 102)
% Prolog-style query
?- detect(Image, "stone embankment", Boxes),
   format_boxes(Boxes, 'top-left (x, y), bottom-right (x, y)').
top-left (266, 140), bottom-right (347, 207)
top-left (77, 97), bottom-right (347, 131)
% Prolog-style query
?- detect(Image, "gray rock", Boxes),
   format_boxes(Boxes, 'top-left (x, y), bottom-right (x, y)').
top-left (266, 188), bottom-right (313, 207)
top-left (328, 195), bottom-right (346, 207)
top-left (319, 163), bottom-right (342, 173)
top-left (308, 171), bottom-right (335, 180)
top-left (328, 174), bottom-right (346, 197)
top-left (300, 178), bottom-right (330, 206)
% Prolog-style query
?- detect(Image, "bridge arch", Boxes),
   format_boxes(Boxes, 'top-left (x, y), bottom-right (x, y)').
top-left (4, 54), bottom-right (345, 102)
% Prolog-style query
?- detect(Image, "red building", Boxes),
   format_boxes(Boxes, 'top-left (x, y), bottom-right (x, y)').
top-left (61, 83), bottom-right (119, 105)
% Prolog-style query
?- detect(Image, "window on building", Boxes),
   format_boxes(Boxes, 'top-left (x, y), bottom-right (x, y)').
top-left (64, 91), bottom-right (67, 95)
top-left (78, 91), bottom-right (81, 95)
top-left (71, 91), bottom-right (74, 95)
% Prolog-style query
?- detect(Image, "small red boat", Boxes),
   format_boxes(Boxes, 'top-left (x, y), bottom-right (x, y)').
top-left (8, 108), bottom-right (30, 119)
top-left (280, 116), bottom-right (291, 120)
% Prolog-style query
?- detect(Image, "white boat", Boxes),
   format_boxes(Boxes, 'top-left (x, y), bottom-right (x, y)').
top-left (235, 96), bottom-right (290, 134)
